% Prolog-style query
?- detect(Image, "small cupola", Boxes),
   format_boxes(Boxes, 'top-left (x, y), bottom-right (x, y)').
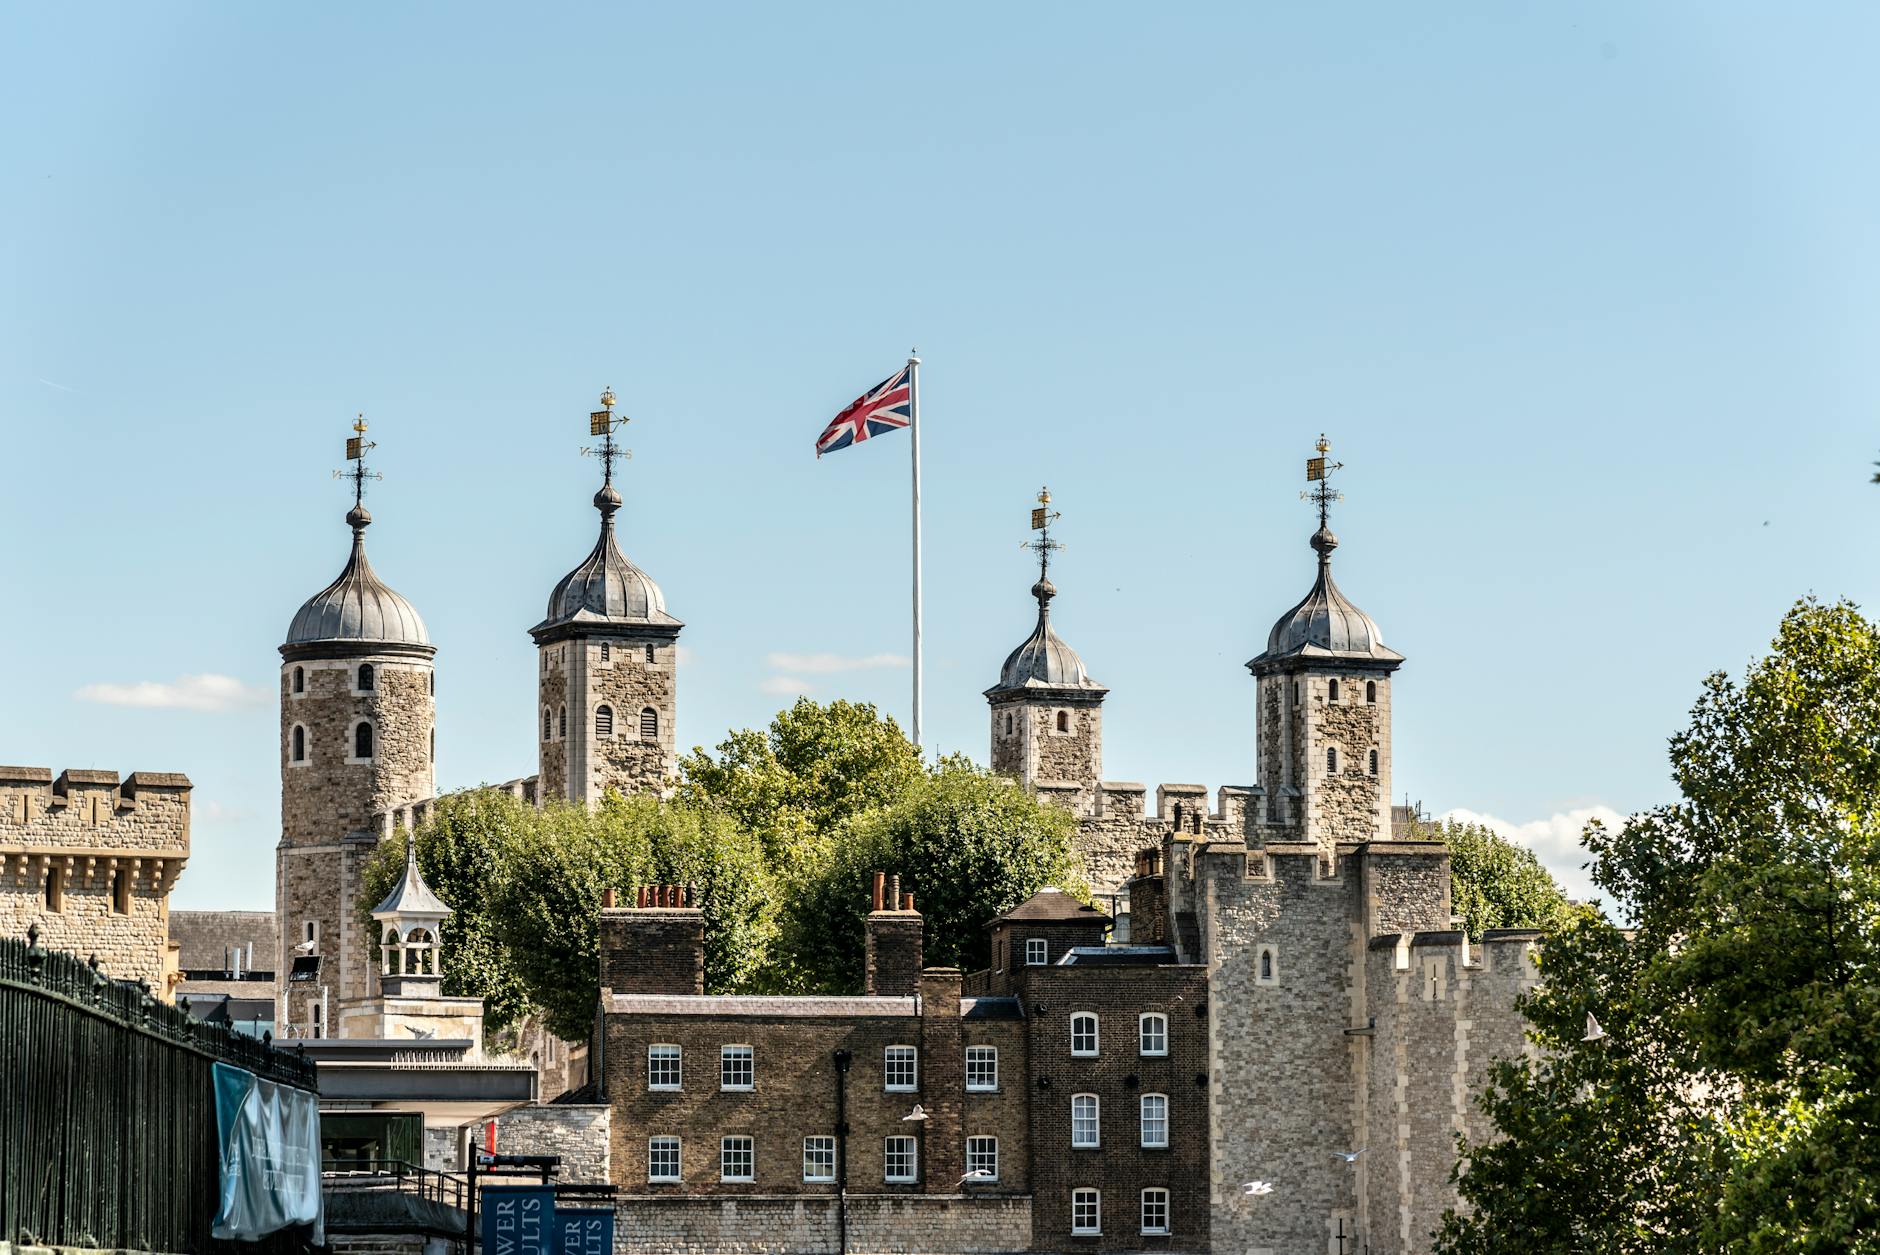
top-left (371, 837), bottom-right (451, 995)
top-left (984, 488), bottom-right (1108, 702)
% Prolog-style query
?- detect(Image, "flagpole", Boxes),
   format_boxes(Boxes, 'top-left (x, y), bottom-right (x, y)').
top-left (908, 349), bottom-right (923, 751)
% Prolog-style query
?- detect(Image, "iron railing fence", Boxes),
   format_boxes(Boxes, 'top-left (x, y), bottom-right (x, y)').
top-left (322, 1159), bottom-right (469, 1212)
top-left (1, 926), bottom-right (318, 1253)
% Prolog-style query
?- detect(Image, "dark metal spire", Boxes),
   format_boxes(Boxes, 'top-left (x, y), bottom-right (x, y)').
top-left (1302, 433), bottom-right (1344, 567)
top-left (334, 414), bottom-right (382, 533)
top-left (1020, 486), bottom-right (1064, 623)
top-left (581, 387), bottom-right (631, 528)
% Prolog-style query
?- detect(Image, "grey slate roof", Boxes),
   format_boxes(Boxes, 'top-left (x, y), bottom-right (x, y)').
top-left (169, 910), bottom-right (280, 973)
top-left (610, 994), bottom-right (918, 1018)
top-left (1248, 525), bottom-right (1403, 671)
top-left (1058, 945), bottom-right (1179, 967)
top-left (994, 887), bottom-right (1110, 926)
top-left (533, 484), bottom-right (680, 636)
top-left (985, 578), bottom-right (1106, 699)
top-left (285, 506), bottom-right (431, 649)
top-left (371, 841), bottom-right (451, 919)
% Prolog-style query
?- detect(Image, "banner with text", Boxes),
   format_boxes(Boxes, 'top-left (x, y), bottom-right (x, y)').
top-left (557, 1206), bottom-right (613, 1255)
top-left (482, 1184), bottom-right (557, 1255)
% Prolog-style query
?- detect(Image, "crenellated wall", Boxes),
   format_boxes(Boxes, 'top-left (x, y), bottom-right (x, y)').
top-left (0, 766), bottom-right (190, 987)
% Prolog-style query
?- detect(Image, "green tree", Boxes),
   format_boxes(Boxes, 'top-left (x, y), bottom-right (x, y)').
top-left (1418, 818), bottom-right (1575, 937)
top-left (1438, 599), bottom-right (1880, 1254)
top-left (776, 758), bottom-right (1084, 993)
top-left (677, 697), bottom-right (925, 861)
top-left (355, 788), bottom-right (534, 1032)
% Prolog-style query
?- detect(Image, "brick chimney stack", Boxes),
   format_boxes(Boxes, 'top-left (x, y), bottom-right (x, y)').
top-left (598, 882), bottom-right (706, 996)
top-left (864, 870), bottom-right (924, 997)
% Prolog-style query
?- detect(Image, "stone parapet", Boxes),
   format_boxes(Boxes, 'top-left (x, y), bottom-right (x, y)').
top-left (493, 1104), bottom-right (611, 1184)
top-left (611, 1193), bottom-right (1032, 1254)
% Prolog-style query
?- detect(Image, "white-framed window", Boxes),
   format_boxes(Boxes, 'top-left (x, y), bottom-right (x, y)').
top-left (1139, 1012), bottom-right (1168, 1056)
top-left (356, 662), bottom-right (375, 693)
top-left (648, 1044), bottom-right (681, 1090)
top-left (884, 1135), bottom-right (917, 1183)
top-left (1071, 1094), bottom-right (1100, 1148)
top-left (965, 1045), bottom-right (998, 1091)
top-left (303, 920), bottom-right (320, 946)
top-left (291, 665), bottom-right (305, 694)
top-left (721, 1044), bottom-right (754, 1091)
top-left (1366, 679), bottom-right (1378, 704)
top-left (1327, 747), bottom-right (1339, 773)
top-left (720, 1136), bottom-right (754, 1182)
top-left (1070, 1012), bottom-right (1099, 1057)
top-left (600, 640), bottom-right (611, 662)
top-left (350, 719), bottom-right (375, 763)
top-left (543, 707), bottom-right (553, 741)
top-left (1369, 748), bottom-right (1379, 776)
top-left (803, 1136), bottom-right (835, 1182)
top-left (647, 1137), bottom-right (680, 1183)
top-left (1141, 1188), bottom-right (1170, 1235)
top-left (1328, 678), bottom-right (1340, 703)
top-left (1056, 710), bottom-right (1069, 732)
top-left (291, 724), bottom-right (308, 763)
top-left (596, 705), bottom-right (614, 739)
top-left (1140, 1093), bottom-right (1168, 1148)
top-left (965, 1136), bottom-right (998, 1182)
top-left (1025, 938), bottom-right (1048, 966)
top-left (644, 642), bottom-right (656, 663)
top-left (884, 1045), bottom-right (917, 1091)
top-left (1072, 1188), bottom-right (1101, 1235)
top-left (1257, 946), bottom-right (1279, 986)
top-left (640, 707), bottom-right (658, 740)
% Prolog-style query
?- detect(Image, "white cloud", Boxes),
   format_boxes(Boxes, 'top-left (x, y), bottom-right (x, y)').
top-left (74, 673), bottom-right (268, 713)
top-left (766, 652), bottom-right (910, 674)
top-left (196, 800), bottom-right (256, 824)
top-left (759, 676), bottom-right (814, 697)
top-left (675, 645), bottom-right (696, 666)
top-left (1439, 804), bottom-right (1629, 906)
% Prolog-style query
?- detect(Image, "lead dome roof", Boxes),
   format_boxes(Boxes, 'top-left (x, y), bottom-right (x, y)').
top-left (283, 506), bottom-right (432, 652)
top-left (984, 577), bottom-right (1108, 699)
top-left (532, 482), bottom-right (681, 639)
top-left (1247, 525), bottom-right (1402, 672)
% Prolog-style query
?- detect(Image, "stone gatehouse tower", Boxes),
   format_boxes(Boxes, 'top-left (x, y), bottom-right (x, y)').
top-left (277, 497), bottom-right (435, 1037)
top-left (530, 390), bottom-right (682, 804)
top-left (984, 560), bottom-right (1108, 814)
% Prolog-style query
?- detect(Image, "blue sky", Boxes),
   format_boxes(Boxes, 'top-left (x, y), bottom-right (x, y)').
top-left (2, 3), bottom-right (1875, 911)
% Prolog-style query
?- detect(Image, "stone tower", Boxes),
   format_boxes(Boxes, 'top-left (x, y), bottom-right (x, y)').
top-left (278, 464), bottom-right (436, 1038)
top-left (530, 389), bottom-right (682, 804)
top-left (985, 489), bottom-right (1107, 810)
top-left (1246, 440), bottom-right (1402, 860)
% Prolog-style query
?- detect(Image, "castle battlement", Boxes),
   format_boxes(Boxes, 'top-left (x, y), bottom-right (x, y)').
top-left (1, 767), bottom-right (191, 843)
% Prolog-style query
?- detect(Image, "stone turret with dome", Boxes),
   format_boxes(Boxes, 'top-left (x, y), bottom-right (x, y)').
top-left (532, 388), bottom-right (682, 805)
top-left (986, 489), bottom-right (1108, 805)
top-left (276, 419), bottom-right (437, 1039)
top-left (1246, 437), bottom-right (1401, 854)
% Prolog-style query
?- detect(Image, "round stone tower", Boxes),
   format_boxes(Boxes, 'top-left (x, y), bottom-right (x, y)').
top-left (1246, 439), bottom-right (1403, 861)
top-left (531, 389), bottom-right (682, 805)
top-left (277, 498), bottom-right (436, 1037)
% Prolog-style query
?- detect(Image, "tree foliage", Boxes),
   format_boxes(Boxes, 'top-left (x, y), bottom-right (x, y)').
top-left (774, 757), bottom-right (1085, 993)
top-left (1438, 599), bottom-right (1880, 1254)
top-left (1420, 818), bottom-right (1575, 937)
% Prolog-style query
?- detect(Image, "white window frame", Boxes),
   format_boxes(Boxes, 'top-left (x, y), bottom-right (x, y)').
top-left (884, 1135), bottom-right (918, 1184)
top-left (803, 1136), bottom-right (836, 1183)
top-left (347, 718), bottom-right (376, 765)
top-left (1071, 1093), bottom-right (1100, 1148)
top-left (1141, 1187), bottom-right (1170, 1236)
top-left (1025, 937), bottom-right (1048, 966)
top-left (965, 1045), bottom-right (998, 1092)
top-left (720, 1136), bottom-right (754, 1182)
top-left (1070, 1012), bottom-right (1099, 1057)
top-left (1140, 1093), bottom-right (1169, 1148)
top-left (647, 1136), bottom-right (680, 1183)
top-left (647, 1043), bottom-right (681, 1090)
top-left (1139, 1012), bottom-right (1168, 1057)
top-left (1071, 1188), bottom-right (1102, 1236)
top-left (884, 1045), bottom-right (918, 1092)
top-left (721, 1044), bottom-right (754, 1091)
top-left (965, 1135), bottom-right (998, 1182)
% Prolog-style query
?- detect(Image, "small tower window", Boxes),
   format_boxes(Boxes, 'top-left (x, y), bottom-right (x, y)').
top-left (596, 705), bottom-right (614, 739)
top-left (1328, 679), bottom-right (1340, 703)
top-left (358, 663), bottom-right (375, 692)
top-left (292, 726), bottom-right (306, 762)
top-left (1369, 748), bottom-right (1379, 776)
top-left (641, 707), bottom-right (658, 740)
top-left (1326, 747), bottom-right (1338, 774)
top-left (292, 666), bottom-right (305, 694)
top-left (1293, 681), bottom-right (1300, 705)
top-left (645, 643), bottom-right (656, 664)
top-left (112, 869), bottom-right (130, 915)
top-left (600, 641), bottom-right (611, 662)
top-left (543, 707), bottom-right (553, 741)
top-left (1004, 713), bottom-right (1013, 736)
top-left (558, 706), bottom-right (566, 738)
top-left (1258, 947), bottom-right (1276, 983)
top-left (1056, 710), bottom-right (1069, 733)
top-left (431, 728), bottom-right (436, 763)
top-left (429, 671), bottom-right (435, 695)
top-left (354, 721), bottom-right (375, 760)
top-left (1365, 680), bottom-right (1377, 705)
top-left (45, 866), bottom-right (63, 912)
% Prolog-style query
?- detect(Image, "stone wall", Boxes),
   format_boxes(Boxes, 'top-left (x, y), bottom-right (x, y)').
top-left (1072, 784), bottom-right (1253, 900)
top-left (0, 767), bottom-right (189, 987)
top-left (280, 657), bottom-right (434, 845)
top-left (610, 1194), bottom-right (1032, 1255)
top-left (494, 1104), bottom-right (612, 1184)
top-left (539, 649), bottom-right (570, 801)
top-left (543, 635), bottom-right (678, 806)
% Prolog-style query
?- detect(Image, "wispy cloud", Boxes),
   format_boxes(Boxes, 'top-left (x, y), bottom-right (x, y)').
top-left (36, 376), bottom-right (75, 392)
top-left (197, 800), bottom-right (256, 824)
top-left (759, 675), bottom-right (814, 697)
top-left (75, 673), bottom-right (268, 713)
top-left (766, 652), bottom-right (910, 674)
top-left (1440, 805), bottom-right (1628, 905)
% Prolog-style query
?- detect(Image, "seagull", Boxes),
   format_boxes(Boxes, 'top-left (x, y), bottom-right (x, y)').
top-left (1583, 1013), bottom-right (1606, 1043)
top-left (902, 1105), bottom-right (928, 1122)
top-left (1242, 1181), bottom-right (1274, 1197)
top-left (293, 938), bottom-right (317, 954)
top-left (957, 1169), bottom-right (995, 1186)
top-left (405, 1025), bottom-right (436, 1039)
top-left (1332, 1149), bottom-right (1365, 1164)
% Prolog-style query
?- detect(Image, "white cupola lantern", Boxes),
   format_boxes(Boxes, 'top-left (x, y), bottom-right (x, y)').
top-left (370, 836), bottom-right (451, 995)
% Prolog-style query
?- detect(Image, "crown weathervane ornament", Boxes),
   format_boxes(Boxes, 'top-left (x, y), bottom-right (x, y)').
top-left (334, 414), bottom-right (382, 509)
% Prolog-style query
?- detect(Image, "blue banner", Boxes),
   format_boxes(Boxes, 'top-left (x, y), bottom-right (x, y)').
top-left (557, 1207), bottom-right (613, 1255)
top-left (482, 1185), bottom-right (557, 1255)
top-left (210, 1062), bottom-right (324, 1243)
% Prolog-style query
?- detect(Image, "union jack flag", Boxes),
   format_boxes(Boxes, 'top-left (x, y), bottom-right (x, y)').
top-left (816, 364), bottom-right (913, 457)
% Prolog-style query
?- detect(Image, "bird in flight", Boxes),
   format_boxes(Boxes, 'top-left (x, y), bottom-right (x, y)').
top-left (957, 1169), bottom-right (995, 1186)
top-left (1332, 1149), bottom-right (1366, 1164)
top-left (902, 1105), bottom-right (928, 1122)
top-left (1242, 1181), bottom-right (1274, 1197)
top-left (1583, 1012), bottom-right (1606, 1043)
